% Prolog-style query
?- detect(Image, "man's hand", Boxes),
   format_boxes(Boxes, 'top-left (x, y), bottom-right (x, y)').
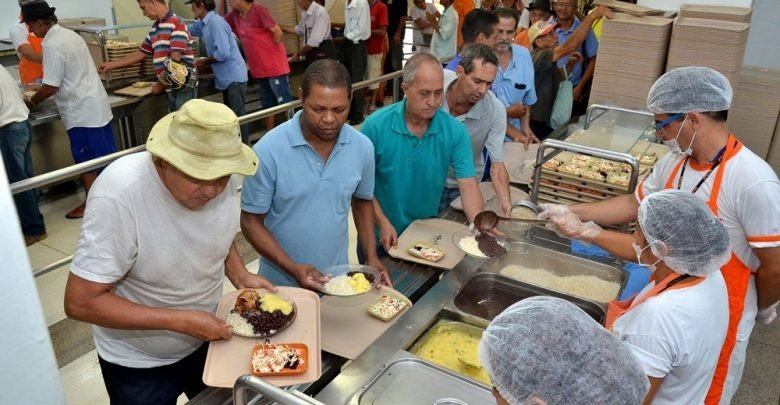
top-left (195, 57), bottom-right (211, 69)
top-left (178, 310), bottom-right (232, 341)
top-left (378, 220), bottom-right (398, 252)
top-left (289, 52), bottom-right (301, 62)
top-left (151, 81), bottom-right (166, 95)
top-left (522, 127), bottom-right (539, 148)
top-left (392, 32), bottom-right (402, 46)
top-left (365, 256), bottom-right (393, 288)
top-left (573, 83), bottom-right (585, 102)
top-left (98, 61), bottom-right (114, 74)
top-left (229, 270), bottom-right (277, 292)
top-left (291, 263), bottom-right (329, 291)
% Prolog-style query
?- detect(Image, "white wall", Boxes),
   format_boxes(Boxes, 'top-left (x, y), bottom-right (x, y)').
top-left (0, 160), bottom-right (66, 404)
top-left (639, 0), bottom-right (780, 70)
top-left (1, 0), bottom-right (115, 41)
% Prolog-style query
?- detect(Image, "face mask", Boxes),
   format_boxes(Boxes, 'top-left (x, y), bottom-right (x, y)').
top-left (632, 242), bottom-right (662, 273)
top-left (662, 115), bottom-right (696, 156)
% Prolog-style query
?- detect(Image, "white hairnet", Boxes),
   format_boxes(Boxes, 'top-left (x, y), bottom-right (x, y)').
top-left (646, 67), bottom-right (732, 114)
top-left (478, 297), bottom-right (649, 405)
top-left (638, 190), bottom-right (731, 276)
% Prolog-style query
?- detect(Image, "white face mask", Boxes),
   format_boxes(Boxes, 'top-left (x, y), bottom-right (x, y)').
top-left (662, 114), bottom-right (696, 157)
top-left (632, 241), bottom-right (662, 273)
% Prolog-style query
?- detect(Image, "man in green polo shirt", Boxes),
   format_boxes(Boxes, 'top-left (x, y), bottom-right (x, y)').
top-left (361, 52), bottom-right (484, 254)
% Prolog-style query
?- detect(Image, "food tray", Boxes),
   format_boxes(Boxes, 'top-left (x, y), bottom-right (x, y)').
top-left (504, 142), bottom-right (540, 184)
top-left (251, 343), bottom-right (308, 376)
top-left (388, 218), bottom-right (468, 270)
top-left (203, 286), bottom-right (321, 388)
top-left (320, 286), bottom-right (412, 359)
top-left (449, 181), bottom-right (529, 217)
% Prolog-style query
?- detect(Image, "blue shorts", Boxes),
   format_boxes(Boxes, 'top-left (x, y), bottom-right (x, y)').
top-left (258, 75), bottom-right (292, 109)
top-left (66, 123), bottom-right (117, 163)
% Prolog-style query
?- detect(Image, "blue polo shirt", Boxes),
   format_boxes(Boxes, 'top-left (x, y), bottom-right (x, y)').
top-left (361, 99), bottom-right (475, 235)
top-left (555, 17), bottom-right (599, 87)
top-left (491, 44), bottom-right (537, 131)
top-left (188, 11), bottom-right (247, 90)
top-left (444, 54), bottom-right (460, 71)
top-left (241, 111), bottom-right (375, 286)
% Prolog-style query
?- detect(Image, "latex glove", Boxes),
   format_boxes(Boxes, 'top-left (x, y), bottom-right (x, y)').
top-left (537, 203), bottom-right (570, 220)
top-left (757, 302), bottom-right (778, 325)
top-left (546, 212), bottom-right (603, 242)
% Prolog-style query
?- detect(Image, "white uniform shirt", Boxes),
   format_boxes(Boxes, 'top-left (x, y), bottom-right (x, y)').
top-left (71, 152), bottom-right (240, 368)
top-left (0, 65), bottom-right (29, 128)
top-left (410, 3), bottom-right (437, 47)
top-left (430, 5), bottom-right (458, 61)
top-left (613, 273), bottom-right (729, 405)
top-left (442, 69), bottom-right (507, 187)
top-left (41, 24), bottom-right (112, 130)
top-left (296, 1), bottom-right (333, 48)
top-left (636, 143), bottom-right (780, 402)
top-left (344, 0), bottom-right (371, 43)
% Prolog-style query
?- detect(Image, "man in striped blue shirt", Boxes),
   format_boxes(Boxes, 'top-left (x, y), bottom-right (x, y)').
top-left (188, 0), bottom-right (250, 143)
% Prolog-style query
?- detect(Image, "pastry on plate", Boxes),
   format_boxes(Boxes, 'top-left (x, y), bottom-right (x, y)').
top-left (408, 242), bottom-right (445, 262)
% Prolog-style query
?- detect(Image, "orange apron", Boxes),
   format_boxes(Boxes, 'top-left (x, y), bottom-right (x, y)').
top-left (18, 20), bottom-right (43, 84)
top-left (655, 134), bottom-right (752, 404)
top-left (606, 272), bottom-right (688, 331)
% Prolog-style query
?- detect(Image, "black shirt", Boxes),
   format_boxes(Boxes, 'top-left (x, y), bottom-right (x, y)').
top-left (382, 0), bottom-right (409, 39)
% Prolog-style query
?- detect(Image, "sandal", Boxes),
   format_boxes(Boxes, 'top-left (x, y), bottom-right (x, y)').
top-left (66, 203), bottom-right (86, 219)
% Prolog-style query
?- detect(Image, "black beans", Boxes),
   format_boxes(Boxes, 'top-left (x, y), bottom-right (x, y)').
top-left (239, 308), bottom-right (295, 336)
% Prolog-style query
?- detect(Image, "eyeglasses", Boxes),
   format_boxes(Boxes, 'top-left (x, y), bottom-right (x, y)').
top-left (654, 113), bottom-right (684, 136)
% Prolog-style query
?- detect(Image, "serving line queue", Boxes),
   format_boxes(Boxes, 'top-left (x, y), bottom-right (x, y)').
top-left (3, 4), bottom-right (779, 405)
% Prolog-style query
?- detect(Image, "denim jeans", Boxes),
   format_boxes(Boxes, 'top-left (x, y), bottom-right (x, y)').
top-left (98, 343), bottom-right (208, 405)
top-left (165, 86), bottom-right (197, 112)
top-left (0, 120), bottom-right (45, 236)
top-left (438, 187), bottom-right (461, 215)
top-left (223, 81), bottom-right (249, 144)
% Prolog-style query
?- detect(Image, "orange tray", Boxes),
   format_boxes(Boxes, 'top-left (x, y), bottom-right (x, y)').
top-left (251, 343), bottom-right (308, 377)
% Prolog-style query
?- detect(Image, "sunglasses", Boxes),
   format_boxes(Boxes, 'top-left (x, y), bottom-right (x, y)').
top-left (654, 113), bottom-right (684, 135)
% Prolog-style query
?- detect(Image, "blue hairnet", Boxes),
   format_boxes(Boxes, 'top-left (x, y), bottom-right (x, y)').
top-left (478, 296), bottom-right (649, 405)
top-left (638, 190), bottom-right (731, 276)
top-left (647, 67), bottom-right (732, 113)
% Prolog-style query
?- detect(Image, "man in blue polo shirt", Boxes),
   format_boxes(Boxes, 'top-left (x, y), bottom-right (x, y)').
top-left (493, 8), bottom-right (538, 145)
top-left (187, 0), bottom-right (250, 143)
top-left (361, 53), bottom-right (484, 254)
top-left (240, 60), bottom-right (390, 289)
top-left (554, 0), bottom-right (598, 116)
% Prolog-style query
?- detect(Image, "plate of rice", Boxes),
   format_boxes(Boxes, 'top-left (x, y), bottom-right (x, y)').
top-left (319, 264), bottom-right (382, 296)
top-left (452, 229), bottom-right (507, 259)
top-left (226, 289), bottom-right (297, 338)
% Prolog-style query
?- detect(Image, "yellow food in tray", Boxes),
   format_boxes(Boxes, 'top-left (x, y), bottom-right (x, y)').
top-left (412, 323), bottom-right (491, 385)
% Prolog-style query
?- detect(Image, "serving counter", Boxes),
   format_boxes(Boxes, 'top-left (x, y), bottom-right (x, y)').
top-left (190, 208), bottom-right (628, 405)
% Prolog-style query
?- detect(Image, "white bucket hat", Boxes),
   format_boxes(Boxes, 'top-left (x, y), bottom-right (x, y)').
top-left (146, 99), bottom-right (258, 180)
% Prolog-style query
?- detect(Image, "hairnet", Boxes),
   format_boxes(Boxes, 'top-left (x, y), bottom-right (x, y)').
top-left (638, 190), bottom-right (730, 276)
top-left (478, 296), bottom-right (649, 405)
top-left (646, 67), bottom-right (732, 114)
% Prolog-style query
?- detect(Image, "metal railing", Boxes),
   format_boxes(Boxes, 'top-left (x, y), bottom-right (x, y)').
top-left (233, 375), bottom-right (325, 405)
top-left (13, 70), bottom-right (404, 278)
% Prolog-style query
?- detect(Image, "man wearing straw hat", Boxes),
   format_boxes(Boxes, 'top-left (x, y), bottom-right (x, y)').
top-left (65, 99), bottom-right (274, 404)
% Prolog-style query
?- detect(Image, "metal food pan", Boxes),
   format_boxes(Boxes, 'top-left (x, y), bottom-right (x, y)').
top-left (453, 272), bottom-right (606, 324)
top-left (480, 241), bottom-right (626, 305)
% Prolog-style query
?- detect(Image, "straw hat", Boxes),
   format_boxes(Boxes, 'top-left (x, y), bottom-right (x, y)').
top-left (146, 99), bottom-right (258, 180)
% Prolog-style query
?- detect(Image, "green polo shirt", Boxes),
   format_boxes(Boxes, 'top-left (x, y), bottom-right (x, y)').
top-left (362, 99), bottom-right (475, 234)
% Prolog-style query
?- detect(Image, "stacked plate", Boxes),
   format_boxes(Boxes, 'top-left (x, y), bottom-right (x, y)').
top-left (142, 56), bottom-right (155, 78)
top-left (727, 66), bottom-right (780, 160)
top-left (666, 17), bottom-right (750, 90)
top-left (678, 4), bottom-right (752, 23)
top-left (590, 13), bottom-right (673, 110)
top-left (105, 41), bottom-right (141, 80)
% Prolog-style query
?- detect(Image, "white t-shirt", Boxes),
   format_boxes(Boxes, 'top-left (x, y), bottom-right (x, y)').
top-left (0, 65), bottom-right (29, 128)
top-left (430, 6), bottom-right (458, 61)
top-left (636, 142), bottom-right (780, 402)
top-left (41, 24), bottom-right (112, 130)
top-left (9, 20), bottom-right (32, 59)
top-left (613, 273), bottom-right (729, 405)
top-left (71, 152), bottom-right (240, 368)
top-left (410, 3), bottom-right (437, 45)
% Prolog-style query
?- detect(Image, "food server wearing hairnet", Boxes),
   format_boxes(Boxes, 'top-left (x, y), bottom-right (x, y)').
top-left (478, 296), bottom-right (649, 405)
top-left (540, 66), bottom-right (780, 404)
top-left (611, 190), bottom-right (730, 404)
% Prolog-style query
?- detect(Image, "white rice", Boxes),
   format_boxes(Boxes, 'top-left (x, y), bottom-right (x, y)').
top-left (500, 265), bottom-right (620, 303)
top-left (227, 312), bottom-right (255, 336)
top-left (510, 206), bottom-right (537, 220)
top-left (324, 275), bottom-right (358, 295)
top-left (458, 236), bottom-right (487, 258)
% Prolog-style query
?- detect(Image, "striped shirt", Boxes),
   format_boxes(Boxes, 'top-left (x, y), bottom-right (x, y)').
top-left (139, 11), bottom-right (195, 75)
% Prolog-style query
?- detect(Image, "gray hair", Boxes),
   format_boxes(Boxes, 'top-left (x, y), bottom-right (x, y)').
top-left (459, 43), bottom-right (498, 74)
top-left (403, 53), bottom-right (442, 84)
